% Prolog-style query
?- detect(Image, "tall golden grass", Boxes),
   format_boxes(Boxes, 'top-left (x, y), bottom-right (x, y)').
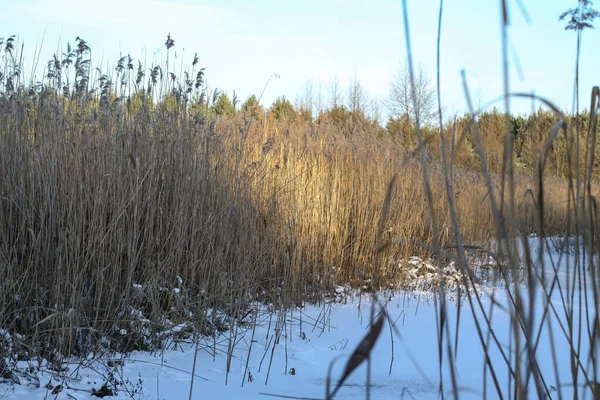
top-left (0, 86), bottom-right (580, 359)
top-left (0, 33), bottom-right (592, 374)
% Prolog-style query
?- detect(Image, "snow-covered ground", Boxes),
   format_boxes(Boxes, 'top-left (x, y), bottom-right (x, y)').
top-left (1, 238), bottom-right (598, 399)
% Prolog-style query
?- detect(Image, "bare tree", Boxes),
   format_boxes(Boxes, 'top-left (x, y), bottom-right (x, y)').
top-left (387, 62), bottom-right (436, 127)
top-left (370, 98), bottom-right (383, 126)
top-left (303, 79), bottom-right (314, 117)
top-left (315, 82), bottom-right (324, 116)
top-left (346, 74), bottom-right (368, 114)
top-left (295, 79), bottom-right (314, 119)
top-left (328, 75), bottom-right (342, 109)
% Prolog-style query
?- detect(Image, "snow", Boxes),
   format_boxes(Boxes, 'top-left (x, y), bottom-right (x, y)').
top-left (1, 238), bottom-right (598, 399)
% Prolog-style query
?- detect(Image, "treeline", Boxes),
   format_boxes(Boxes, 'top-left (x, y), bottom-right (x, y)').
top-left (151, 90), bottom-right (594, 181)
top-left (206, 92), bottom-right (594, 180)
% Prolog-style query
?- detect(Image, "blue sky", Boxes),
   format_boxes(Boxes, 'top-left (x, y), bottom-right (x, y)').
top-left (1, 0), bottom-right (599, 117)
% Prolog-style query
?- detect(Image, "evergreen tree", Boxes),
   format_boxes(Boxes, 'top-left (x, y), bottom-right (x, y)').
top-left (242, 94), bottom-right (262, 119)
top-left (271, 96), bottom-right (297, 121)
top-left (212, 93), bottom-right (237, 117)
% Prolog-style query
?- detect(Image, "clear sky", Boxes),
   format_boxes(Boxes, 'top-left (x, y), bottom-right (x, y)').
top-left (1, 0), bottom-right (599, 117)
